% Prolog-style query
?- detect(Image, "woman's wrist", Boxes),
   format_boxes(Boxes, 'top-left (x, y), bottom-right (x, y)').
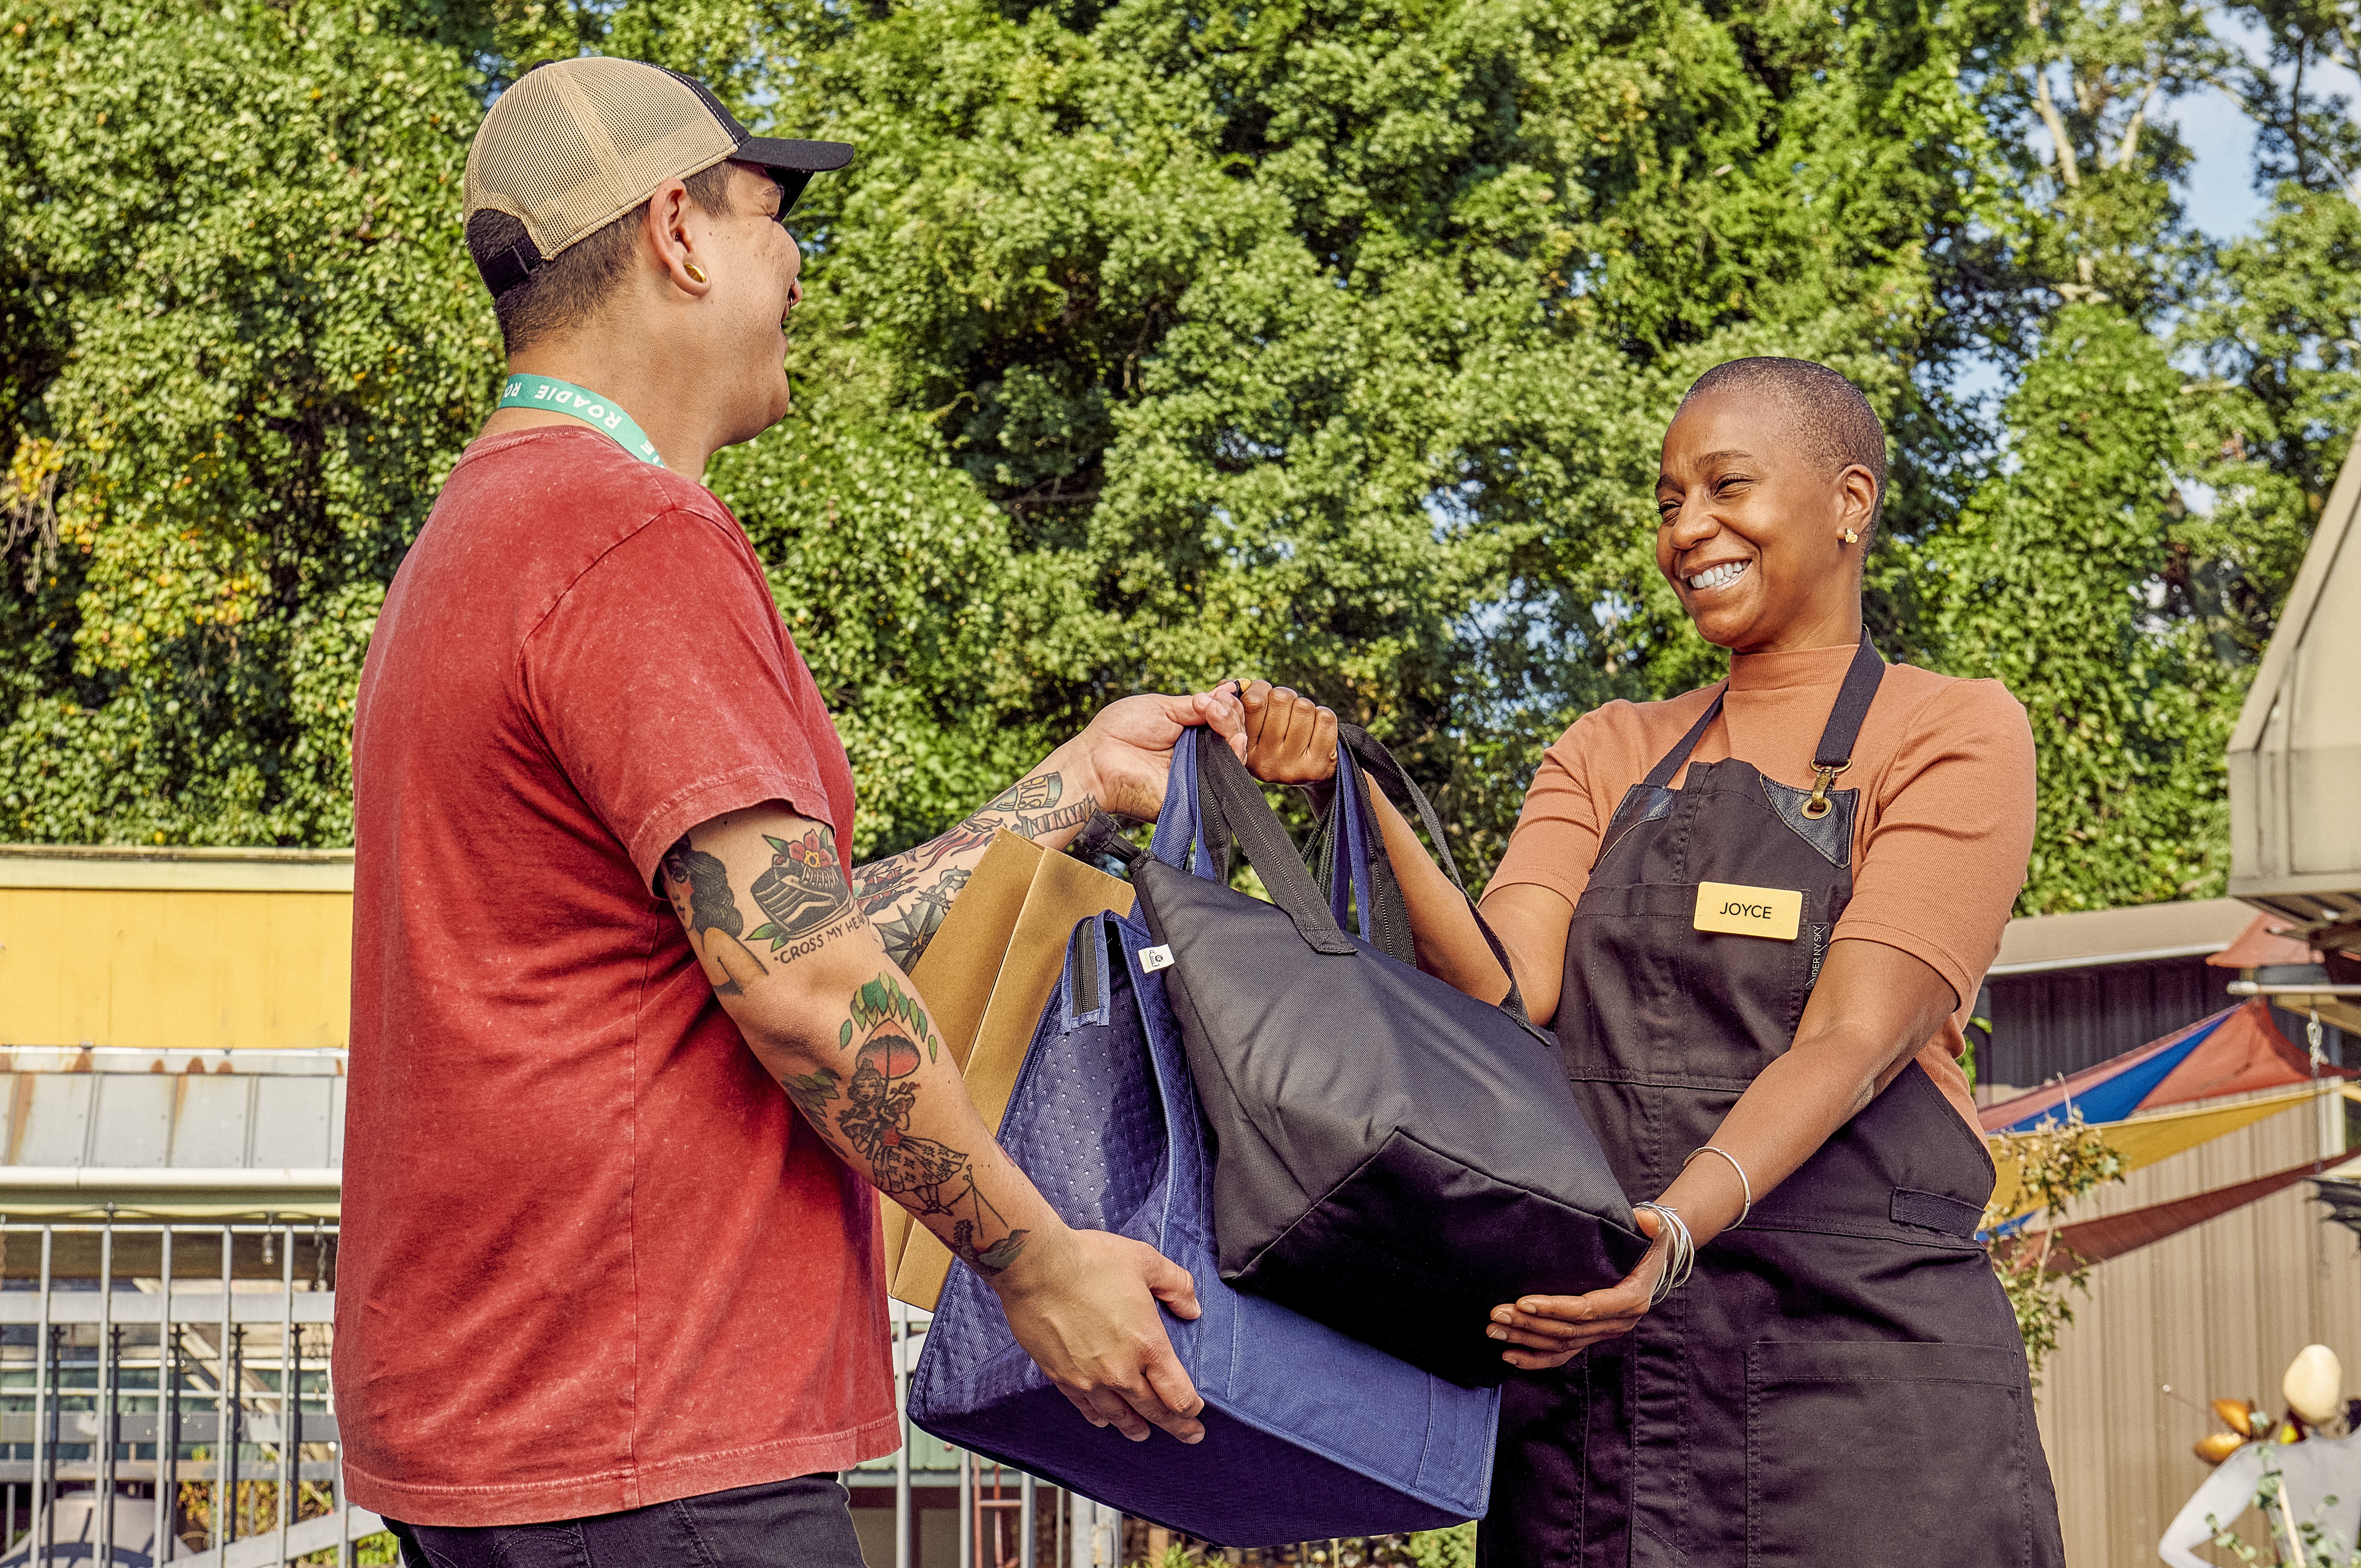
top-left (1654, 1160), bottom-right (1749, 1250)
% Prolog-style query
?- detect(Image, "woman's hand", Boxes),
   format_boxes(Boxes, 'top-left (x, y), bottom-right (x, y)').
top-left (1486, 1207), bottom-right (1667, 1371)
top-left (1233, 680), bottom-right (1339, 785)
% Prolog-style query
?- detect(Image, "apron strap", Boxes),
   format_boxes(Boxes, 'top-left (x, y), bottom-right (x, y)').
top-left (1812, 632), bottom-right (1888, 770)
top-left (1639, 684), bottom-right (1728, 790)
top-left (1633, 632), bottom-right (1886, 800)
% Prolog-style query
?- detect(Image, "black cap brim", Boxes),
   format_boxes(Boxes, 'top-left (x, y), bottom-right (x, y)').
top-left (734, 137), bottom-right (855, 173)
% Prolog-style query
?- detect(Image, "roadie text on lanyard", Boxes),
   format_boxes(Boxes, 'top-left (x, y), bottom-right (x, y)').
top-left (497, 375), bottom-right (665, 468)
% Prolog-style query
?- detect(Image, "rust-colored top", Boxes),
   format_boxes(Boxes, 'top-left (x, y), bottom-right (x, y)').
top-left (1488, 642), bottom-right (2037, 1130)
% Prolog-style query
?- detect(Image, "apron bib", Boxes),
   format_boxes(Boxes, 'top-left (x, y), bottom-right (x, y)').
top-left (1480, 638), bottom-right (2064, 1568)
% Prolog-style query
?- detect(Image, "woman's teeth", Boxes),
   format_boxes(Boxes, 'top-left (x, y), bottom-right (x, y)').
top-left (1687, 561), bottom-right (1749, 592)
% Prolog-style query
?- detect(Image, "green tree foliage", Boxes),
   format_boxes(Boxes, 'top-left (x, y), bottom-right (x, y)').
top-left (1930, 305), bottom-right (2236, 909)
top-left (1903, 0), bottom-right (2358, 910)
top-left (2, 0), bottom-right (2355, 899)
top-left (0, 0), bottom-right (490, 842)
top-left (724, 0), bottom-right (2027, 856)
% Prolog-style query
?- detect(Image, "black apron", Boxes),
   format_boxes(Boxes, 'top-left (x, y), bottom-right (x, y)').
top-left (1479, 638), bottom-right (2065, 1568)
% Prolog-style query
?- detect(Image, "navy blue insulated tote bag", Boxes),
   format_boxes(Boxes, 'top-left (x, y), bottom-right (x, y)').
top-left (906, 776), bottom-right (1497, 1544)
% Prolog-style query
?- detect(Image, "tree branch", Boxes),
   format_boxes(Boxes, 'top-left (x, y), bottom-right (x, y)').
top-left (2109, 83), bottom-right (2155, 170)
top-left (2033, 66), bottom-right (2082, 188)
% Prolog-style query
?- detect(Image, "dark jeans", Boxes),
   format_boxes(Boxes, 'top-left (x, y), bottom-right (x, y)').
top-left (389, 1475), bottom-right (867, 1568)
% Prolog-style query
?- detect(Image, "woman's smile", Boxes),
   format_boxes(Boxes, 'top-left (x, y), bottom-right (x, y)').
top-left (1683, 559), bottom-right (1751, 593)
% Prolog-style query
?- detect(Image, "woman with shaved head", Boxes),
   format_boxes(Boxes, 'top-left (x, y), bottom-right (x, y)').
top-left (1237, 357), bottom-right (2063, 1566)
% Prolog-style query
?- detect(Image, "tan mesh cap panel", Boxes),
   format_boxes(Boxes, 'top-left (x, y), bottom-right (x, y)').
top-left (463, 58), bottom-right (737, 264)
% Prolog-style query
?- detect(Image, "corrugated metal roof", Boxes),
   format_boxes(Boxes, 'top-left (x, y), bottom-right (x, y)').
top-left (0, 1051), bottom-right (344, 1218)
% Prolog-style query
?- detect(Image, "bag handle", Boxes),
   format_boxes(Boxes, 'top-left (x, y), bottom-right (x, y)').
top-left (1325, 725), bottom-right (1550, 1040)
top-left (1308, 738), bottom-right (1413, 964)
top-left (1080, 727), bottom-right (1550, 1038)
top-left (1189, 728), bottom-right (1360, 956)
top-left (1145, 725), bottom-right (1221, 880)
top-left (1309, 733), bottom-right (1393, 950)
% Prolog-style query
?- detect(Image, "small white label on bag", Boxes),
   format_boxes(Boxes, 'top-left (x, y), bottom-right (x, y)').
top-left (1138, 945), bottom-right (1175, 973)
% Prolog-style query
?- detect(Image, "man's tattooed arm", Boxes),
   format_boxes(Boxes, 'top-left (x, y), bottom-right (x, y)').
top-left (849, 770), bottom-right (1099, 969)
top-left (659, 806), bottom-right (1039, 1275)
top-left (660, 786), bottom-right (1216, 1441)
top-left (826, 971), bottom-right (1028, 1271)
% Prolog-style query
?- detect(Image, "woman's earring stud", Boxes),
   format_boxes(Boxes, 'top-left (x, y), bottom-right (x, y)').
top-left (684, 262), bottom-right (709, 284)
top-left (1840, 528), bottom-right (1859, 545)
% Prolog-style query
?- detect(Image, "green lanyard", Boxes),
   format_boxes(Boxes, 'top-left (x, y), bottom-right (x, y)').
top-left (497, 374), bottom-right (665, 467)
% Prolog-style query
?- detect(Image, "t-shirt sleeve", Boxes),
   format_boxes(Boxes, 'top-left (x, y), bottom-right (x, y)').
top-left (1835, 678), bottom-right (2036, 1015)
top-left (1484, 715), bottom-right (1610, 907)
top-left (520, 507), bottom-right (833, 888)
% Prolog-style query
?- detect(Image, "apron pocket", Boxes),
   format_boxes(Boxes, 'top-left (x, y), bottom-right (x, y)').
top-left (1746, 1340), bottom-right (2038, 1568)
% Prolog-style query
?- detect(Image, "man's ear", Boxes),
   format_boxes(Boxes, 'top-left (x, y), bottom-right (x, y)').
top-left (641, 177), bottom-right (711, 297)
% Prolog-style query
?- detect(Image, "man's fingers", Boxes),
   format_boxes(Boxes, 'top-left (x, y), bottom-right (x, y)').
top-left (1192, 687), bottom-right (1249, 761)
top-left (1133, 1344), bottom-right (1208, 1444)
top-left (1146, 1253), bottom-right (1202, 1321)
top-left (1055, 1383), bottom-right (1112, 1430)
top-left (1081, 1383), bottom-right (1153, 1442)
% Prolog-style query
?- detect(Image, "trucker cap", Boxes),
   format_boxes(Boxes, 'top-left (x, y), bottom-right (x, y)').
top-left (462, 56), bottom-right (854, 299)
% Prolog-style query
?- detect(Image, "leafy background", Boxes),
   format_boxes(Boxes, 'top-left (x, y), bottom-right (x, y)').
top-left (3, 0), bottom-right (2356, 914)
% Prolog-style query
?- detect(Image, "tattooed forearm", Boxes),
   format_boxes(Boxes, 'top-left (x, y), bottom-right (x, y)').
top-left (783, 970), bottom-right (1030, 1275)
top-left (660, 835), bottom-right (772, 996)
top-left (849, 771), bottom-right (1098, 948)
top-left (663, 823), bottom-right (870, 991)
top-left (969, 773), bottom-right (1098, 842)
top-left (745, 829), bottom-right (867, 960)
top-left (874, 867), bottom-right (970, 970)
top-left (666, 816), bottom-right (1032, 1275)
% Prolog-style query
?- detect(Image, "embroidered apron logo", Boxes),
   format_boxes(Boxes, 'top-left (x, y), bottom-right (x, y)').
top-left (1692, 880), bottom-right (1803, 941)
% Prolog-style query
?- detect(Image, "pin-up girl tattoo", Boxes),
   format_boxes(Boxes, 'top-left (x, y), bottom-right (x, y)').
top-left (660, 839), bottom-right (771, 997)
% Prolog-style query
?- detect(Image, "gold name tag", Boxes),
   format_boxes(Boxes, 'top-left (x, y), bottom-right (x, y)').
top-left (1693, 882), bottom-right (1803, 941)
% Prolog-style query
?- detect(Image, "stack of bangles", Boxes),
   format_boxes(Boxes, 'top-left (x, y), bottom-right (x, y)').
top-left (1629, 1202), bottom-right (1695, 1306)
top-left (1633, 1144), bottom-right (1757, 1307)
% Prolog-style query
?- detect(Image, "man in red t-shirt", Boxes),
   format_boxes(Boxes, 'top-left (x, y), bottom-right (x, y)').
top-left (339, 58), bottom-right (1254, 1564)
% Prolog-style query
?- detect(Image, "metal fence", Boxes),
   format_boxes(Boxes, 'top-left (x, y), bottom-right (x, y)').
top-left (0, 1222), bottom-right (1135, 1568)
top-left (0, 1219), bottom-right (375, 1567)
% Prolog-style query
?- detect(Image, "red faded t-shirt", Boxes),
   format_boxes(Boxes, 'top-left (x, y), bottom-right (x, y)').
top-left (336, 427), bottom-right (894, 1527)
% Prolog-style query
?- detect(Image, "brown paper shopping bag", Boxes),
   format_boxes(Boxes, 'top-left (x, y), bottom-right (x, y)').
top-left (888, 841), bottom-right (1135, 1311)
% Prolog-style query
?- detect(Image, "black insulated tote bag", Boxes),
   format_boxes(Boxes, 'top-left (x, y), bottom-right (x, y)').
top-left (1104, 726), bottom-right (1649, 1388)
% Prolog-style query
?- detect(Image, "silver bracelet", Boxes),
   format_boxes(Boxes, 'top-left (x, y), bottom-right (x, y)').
top-left (1685, 1144), bottom-right (1754, 1228)
top-left (1631, 1201), bottom-right (1695, 1306)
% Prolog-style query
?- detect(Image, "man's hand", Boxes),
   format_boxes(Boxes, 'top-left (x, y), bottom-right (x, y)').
top-left (1483, 1207), bottom-right (1667, 1371)
top-left (1234, 680), bottom-right (1338, 786)
top-left (1061, 688), bottom-right (1249, 823)
top-left (991, 1226), bottom-right (1208, 1443)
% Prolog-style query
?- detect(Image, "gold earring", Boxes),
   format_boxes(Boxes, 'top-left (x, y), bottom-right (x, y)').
top-left (1840, 528), bottom-right (1859, 545)
top-left (684, 262), bottom-right (708, 284)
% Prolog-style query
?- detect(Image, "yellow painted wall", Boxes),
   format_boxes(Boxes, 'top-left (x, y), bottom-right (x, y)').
top-left (0, 850), bottom-right (353, 1052)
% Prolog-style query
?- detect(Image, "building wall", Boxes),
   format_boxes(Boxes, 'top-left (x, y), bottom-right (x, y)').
top-left (1983, 958), bottom-right (2237, 1094)
top-left (2035, 1092), bottom-right (2361, 1568)
top-left (0, 852), bottom-right (352, 1053)
top-left (1981, 957), bottom-right (2348, 1103)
